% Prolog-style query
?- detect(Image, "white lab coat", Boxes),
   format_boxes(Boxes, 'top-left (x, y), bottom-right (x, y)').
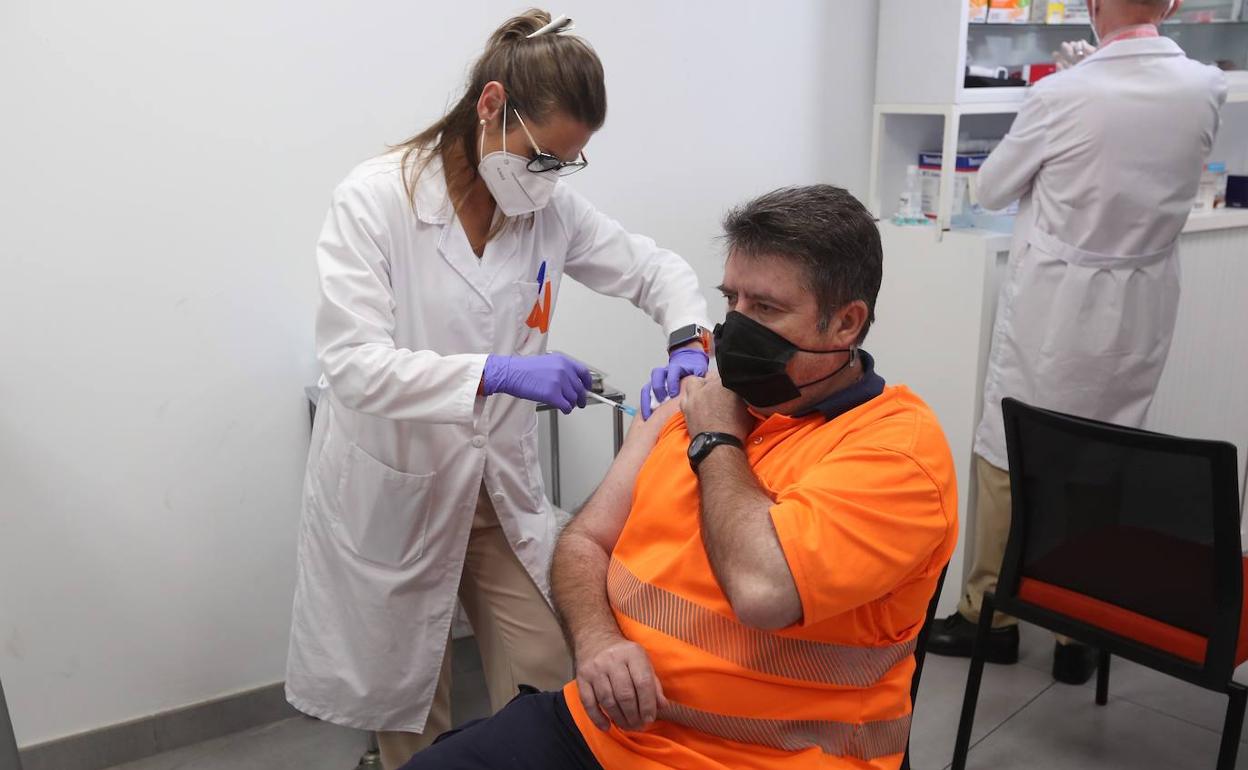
top-left (285, 151), bottom-right (709, 731)
top-left (974, 36), bottom-right (1226, 469)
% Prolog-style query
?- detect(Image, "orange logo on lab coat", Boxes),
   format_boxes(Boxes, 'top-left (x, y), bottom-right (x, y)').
top-left (526, 280), bottom-right (552, 334)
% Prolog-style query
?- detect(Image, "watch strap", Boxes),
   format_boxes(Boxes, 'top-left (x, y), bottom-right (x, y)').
top-left (688, 432), bottom-right (744, 473)
top-left (668, 324), bottom-right (711, 354)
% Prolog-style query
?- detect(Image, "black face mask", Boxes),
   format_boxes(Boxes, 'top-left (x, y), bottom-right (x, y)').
top-left (713, 311), bottom-right (856, 407)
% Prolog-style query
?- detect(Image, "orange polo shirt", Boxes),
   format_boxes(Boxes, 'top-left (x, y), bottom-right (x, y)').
top-left (563, 384), bottom-right (958, 770)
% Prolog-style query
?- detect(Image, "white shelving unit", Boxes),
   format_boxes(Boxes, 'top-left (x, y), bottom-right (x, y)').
top-left (868, 101), bottom-right (1021, 236)
top-left (868, 1), bottom-right (1023, 233)
top-left (864, 0), bottom-right (1248, 610)
top-left (869, 0), bottom-right (1248, 232)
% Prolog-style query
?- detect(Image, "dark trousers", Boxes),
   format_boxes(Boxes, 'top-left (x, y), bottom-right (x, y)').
top-left (397, 686), bottom-right (604, 770)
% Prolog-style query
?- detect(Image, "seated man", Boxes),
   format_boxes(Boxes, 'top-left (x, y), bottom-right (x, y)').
top-left (399, 185), bottom-right (958, 770)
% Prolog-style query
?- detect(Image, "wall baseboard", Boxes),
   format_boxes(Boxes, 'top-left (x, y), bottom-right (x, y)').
top-left (19, 682), bottom-right (299, 770)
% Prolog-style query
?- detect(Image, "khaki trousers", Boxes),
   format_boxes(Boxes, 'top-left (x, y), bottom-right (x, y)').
top-left (957, 455), bottom-right (1018, 629)
top-left (377, 487), bottom-right (572, 770)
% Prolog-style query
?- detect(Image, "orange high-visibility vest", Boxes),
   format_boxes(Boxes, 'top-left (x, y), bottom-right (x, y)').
top-left (563, 385), bottom-right (958, 770)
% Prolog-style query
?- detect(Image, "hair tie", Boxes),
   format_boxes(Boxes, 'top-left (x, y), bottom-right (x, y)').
top-left (526, 14), bottom-right (574, 39)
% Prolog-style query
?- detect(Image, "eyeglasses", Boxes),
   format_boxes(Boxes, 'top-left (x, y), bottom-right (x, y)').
top-left (511, 108), bottom-right (589, 177)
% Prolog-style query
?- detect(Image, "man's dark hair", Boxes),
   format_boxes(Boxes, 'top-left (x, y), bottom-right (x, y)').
top-left (722, 184), bottom-right (882, 343)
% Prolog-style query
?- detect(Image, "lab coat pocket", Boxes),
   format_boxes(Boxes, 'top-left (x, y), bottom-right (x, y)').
top-left (514, 280), bottom-right (551, 340)
top-left (516, 420), bottom-right (547, 513)
top-left (336, 443), bottom-right (435, 568)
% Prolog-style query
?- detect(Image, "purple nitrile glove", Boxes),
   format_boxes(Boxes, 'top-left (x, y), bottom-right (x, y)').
top-left (640, 347), bottom-right (709, 419)
top-left (482, 353), bottom-right (592, 415)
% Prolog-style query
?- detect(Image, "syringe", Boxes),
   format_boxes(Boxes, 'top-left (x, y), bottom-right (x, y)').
top-left (586, 390), bottom-right (637, 417)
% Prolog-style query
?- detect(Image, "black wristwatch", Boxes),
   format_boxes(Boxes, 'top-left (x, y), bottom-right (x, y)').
top-left (668, 323), bottom-right (711, 354)
top-left (688, 432), bottom-right (745, 473)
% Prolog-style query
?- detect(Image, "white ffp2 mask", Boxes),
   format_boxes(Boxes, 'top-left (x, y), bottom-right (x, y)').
top-left (478, 108), bottom-right (558, 217)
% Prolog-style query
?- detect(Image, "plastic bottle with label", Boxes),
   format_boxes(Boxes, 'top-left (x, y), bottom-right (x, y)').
top-left (893, 165), bottom-right (928, 226)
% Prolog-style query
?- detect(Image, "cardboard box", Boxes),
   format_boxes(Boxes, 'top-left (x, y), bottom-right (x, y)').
top-left (1063, 0), bottom-right (1090, 22)
top-left (918, 150), bottom-right (991, 220)
top-left (988, 0), bottom-right (1032, 23)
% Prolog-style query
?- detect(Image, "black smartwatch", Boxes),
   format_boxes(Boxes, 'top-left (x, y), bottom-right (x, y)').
top-left (667, 323), bottom-right (711, 354)
top-left (688, 432), bottom-right (745, 473)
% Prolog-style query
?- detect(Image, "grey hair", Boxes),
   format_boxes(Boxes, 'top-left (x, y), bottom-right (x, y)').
top-left (721, 185), bottom-right (883, 343)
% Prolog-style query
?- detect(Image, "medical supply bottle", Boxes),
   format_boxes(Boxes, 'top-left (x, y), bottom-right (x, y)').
top-left (894, 165), bottom-right (926, 226)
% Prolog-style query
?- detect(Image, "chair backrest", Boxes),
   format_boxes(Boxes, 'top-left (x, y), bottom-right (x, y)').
top-left (0, 677), bottom-right (22, 770)
top-left (910, 564), bottom-right (948, 706)
top-left (997, 398), bottom-right (1243, 679)
top-left (901, 563), bottom-right (949, 770)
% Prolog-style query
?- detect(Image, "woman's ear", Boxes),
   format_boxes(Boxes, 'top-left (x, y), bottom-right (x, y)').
top-left (476, 81), bottom-right (507, 124)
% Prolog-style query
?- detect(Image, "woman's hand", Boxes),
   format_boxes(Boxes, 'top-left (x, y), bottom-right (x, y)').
top-left (640, 347), bottom-right (709, 419)
top-left (481, 353), bottom-right (592, 413)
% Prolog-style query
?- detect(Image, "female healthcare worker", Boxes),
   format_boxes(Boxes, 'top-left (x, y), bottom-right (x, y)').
top-left (284, 10), bottom-right (711, 769)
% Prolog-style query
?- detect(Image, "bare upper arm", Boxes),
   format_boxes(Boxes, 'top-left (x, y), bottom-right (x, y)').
top-left (563, 393), bottom-right (685, 553)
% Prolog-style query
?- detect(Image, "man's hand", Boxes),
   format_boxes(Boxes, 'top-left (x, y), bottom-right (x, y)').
top-left (574, 631), bottom-right (668, 732)
top-left (681, 374), bottom-right (754, 440)
top-left (1054, 40), bottom-right (1096, 70)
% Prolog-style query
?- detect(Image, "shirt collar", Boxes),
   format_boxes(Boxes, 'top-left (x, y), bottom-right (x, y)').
top-left (1101, 23), bottom-right (1159, 46)
top-left (1084, 34), bottom-right (1182, 63)
top-left (804, 349), bottom-right (885, 420)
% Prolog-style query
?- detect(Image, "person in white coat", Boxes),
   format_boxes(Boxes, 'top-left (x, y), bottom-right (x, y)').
top-left (927, 0), bottom-right (1227, 683)
top-left (284, 11), bottom-right (712, 769)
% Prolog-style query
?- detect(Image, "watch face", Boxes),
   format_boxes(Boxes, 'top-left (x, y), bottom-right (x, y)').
top-left (688, 433), bottom-right (708, 459)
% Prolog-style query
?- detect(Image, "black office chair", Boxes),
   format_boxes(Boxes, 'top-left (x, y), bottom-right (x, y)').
top-left (901, 563), bottom-right (948, 770)
top-left (1, 676), bottom-right (22, 770)
top-left (951, 398), bottom-right (1247, 770)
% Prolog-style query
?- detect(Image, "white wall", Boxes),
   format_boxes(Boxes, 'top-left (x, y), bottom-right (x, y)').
top-left (548, 0), bottom-right (881, 506)
top-left (0, 0), bottom-right (881, 747)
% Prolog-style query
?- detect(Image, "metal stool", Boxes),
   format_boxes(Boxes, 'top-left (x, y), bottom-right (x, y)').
top-left (537, 385), bottom-right (626, 507)
top-left (354, 733), bottom-right (381, 768)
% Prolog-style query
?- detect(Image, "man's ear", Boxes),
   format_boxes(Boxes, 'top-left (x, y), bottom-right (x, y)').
top-left (833, 301), bottom-right (870, 346)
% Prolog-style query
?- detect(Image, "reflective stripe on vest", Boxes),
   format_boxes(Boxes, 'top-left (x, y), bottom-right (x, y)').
top-left (608, 559), bottom-right (916, 687)
top-left (659, 699), bottom-right (912, 760)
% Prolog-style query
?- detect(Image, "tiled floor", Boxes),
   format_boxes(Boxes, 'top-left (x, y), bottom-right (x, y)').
top-left (104, 638), bottom-right (493, 770)
top-left (107, 627), bottom-right (1248, 770)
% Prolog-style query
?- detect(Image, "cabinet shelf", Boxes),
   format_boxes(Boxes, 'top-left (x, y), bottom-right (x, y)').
top-left (949, 81), bottom-right (1248, 107)
top-left (871, 0), bottom-right (1247, 232)
top-left (970, 20), bottom-right (1248, 28)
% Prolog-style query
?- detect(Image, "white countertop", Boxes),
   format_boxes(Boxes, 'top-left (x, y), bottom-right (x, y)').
top-left (1182, 208), bottom-right (1248, 234)
top-left (880, 207), bottom-right (1248, 250)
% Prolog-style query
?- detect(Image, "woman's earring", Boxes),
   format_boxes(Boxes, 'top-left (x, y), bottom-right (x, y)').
top-left (479, 119), bottom-right (487, 126)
